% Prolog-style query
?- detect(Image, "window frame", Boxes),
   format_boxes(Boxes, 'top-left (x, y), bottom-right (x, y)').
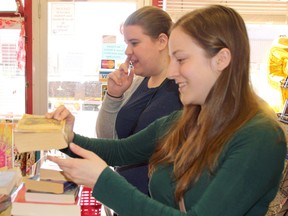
top-left (153, 0), bottom-right (288, 24)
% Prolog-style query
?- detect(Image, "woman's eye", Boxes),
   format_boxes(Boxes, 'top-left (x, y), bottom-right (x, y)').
top-left (131, 42), bottom-right (139, 46)
top-left (177, 58), bottom-right (184, 63)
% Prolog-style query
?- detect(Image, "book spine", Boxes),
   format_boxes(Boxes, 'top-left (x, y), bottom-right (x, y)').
top-left (64, 182), bottom-right (77, 191)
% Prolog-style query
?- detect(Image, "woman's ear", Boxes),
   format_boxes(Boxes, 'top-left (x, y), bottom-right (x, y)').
top-left (157, 33), bottom-right (169, 50)
top-left (214, 48), bottom-right (231, 71)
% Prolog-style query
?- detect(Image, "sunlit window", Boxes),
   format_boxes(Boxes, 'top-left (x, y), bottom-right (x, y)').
top-left (0, 0), bottom-right (18, 12)
top-left (0, 19), bottom-right (25, 116)
top-left (47, 1), bottom-right (136, 137)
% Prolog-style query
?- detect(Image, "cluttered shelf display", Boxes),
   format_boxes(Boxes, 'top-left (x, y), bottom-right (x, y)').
top-left (11, 183), bottom-right (82, 216)
top-left (0, 114), bottom-right (36, 216)
top-left (3, 114), bottom-right (102, 216)
top-left (267, 98), bottom-right (288, 215)
top-left (1, 113), bottom-right (107, 216)
top-left (23, 156), bottom-right (79, 200)
top-left (0, 167), bottom-right (22, 215)
top-left (0, 115), bottom-right (36, 177)
top-left (266, 152), bottom-right (288, 216)
top-left (10, 147), bottom-right (81, 215)
top-left (277, 99), bottom-right (288, 139)
top-left (11, 184), bottom-right (102, 216)
top-left (11, 153), bottom-right (102, 216)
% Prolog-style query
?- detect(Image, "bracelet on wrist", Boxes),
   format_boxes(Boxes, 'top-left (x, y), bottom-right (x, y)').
top-left (106, 92), bottom-right (123, 98)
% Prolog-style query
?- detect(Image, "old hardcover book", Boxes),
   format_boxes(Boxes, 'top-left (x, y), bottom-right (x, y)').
top-left (23, 175), bottom-right (75, 194)
top-left (14, 114), bottom-right (68, 153)
top-left (11, 184), bottom-right (82, 216)
top-left (25, 183), bottom-right (79, 204)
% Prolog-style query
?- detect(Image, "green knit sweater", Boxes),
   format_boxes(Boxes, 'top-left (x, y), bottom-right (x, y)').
top-left (65, 111), bottom-right (287, 216)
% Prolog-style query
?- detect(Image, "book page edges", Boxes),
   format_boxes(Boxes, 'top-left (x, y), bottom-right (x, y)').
top-left (14, 132), bottom-right (68, 153)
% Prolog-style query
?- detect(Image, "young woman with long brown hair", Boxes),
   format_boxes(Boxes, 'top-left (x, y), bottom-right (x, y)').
top-left (47, 5), bottom-right (286, 216)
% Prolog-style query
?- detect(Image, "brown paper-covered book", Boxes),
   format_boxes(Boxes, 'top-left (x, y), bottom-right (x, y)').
top-left (40, 159), bottom-right (71, 182)
top-left (25, 183), bottom-right (79, 204)
top-left (23, 175), bottom-right (75, 194)
top-left (14, 114), bottom-right (68, 153)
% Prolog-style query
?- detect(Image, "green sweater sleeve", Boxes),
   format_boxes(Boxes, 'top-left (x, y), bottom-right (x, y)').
top-left (93, 167), bottom-right (185, 216)
top-left (63, 111), bottom-right (180, 166)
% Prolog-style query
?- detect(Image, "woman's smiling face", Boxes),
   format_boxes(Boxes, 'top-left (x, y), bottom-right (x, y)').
top-left (123, 25), bottom-right (164, 77)
top-left (167, 27), bottom-right (222, 106)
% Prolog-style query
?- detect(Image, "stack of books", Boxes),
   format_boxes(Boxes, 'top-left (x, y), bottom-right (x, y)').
top-left (11, 114), bottom-right (82, 215)
top-left (11, 158), bottom-right (82, 216)
top-left (11, 184), bottom-right (82, 216)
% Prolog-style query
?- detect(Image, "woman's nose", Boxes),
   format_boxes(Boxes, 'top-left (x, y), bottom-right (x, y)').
top-left (167, 61), bottom-right (179, 80)
top-left (125, 44), bottom-right (132, 56)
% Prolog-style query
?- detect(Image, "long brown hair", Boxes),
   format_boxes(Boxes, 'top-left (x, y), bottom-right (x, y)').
top-left (149, 5), bottom-right (274, 202)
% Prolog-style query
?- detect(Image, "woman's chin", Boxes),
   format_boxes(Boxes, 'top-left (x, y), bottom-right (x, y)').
top-left (180, 96), bottom-right (189, 106)
top-left (180, 96), bottom-right (197, 106)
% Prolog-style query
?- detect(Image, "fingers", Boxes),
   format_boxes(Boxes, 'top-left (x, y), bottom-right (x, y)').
top-left (45, 105), bottom-right (71, 121)
top-left (47, 156), bottom-right (77, 183)
top-left (69, 143), bottom-right (95, 160)
top-left (45, 109), bottom-right (56, 119)
top-left (68, 143), bottom-right (108, 172)
top-left (107, 71), bottom-right (122, 86)
top-left (118, 60), bottom-right (132, 76)
top-left (106, 60), bottom-right (134, 97)
top-left (47, 143), bottom-right (108, 187)
top-left (54, 106), bottom-right (72, 121)
top-left (47, 155), bottom-right (71, 169)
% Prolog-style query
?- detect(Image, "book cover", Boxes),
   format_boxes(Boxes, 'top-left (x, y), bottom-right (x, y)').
top-left (14, 114), bottom-right (68, 153)
top-left (0, 121), bottom-right (16, 169)
top-left (23, 175), bottom-right (75, 194)
top-left (24, 151), bottom-right (36, 176)
top-left (13, 151), bottom-right (33, 176)
top-left (25, 183), bottom-right (79, 204)
top-left (16, 114), bottom-right (65, 131)
top-left (11, 184), bottom-right (82, 216)
top-left (0, 168), bottom-right (22, 195)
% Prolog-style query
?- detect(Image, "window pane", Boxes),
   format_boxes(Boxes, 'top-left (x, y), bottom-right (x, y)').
top-left (47, 1), bottom-right (136, 137)
top-left (0, 28), bottom-right (25, 116)
top-left (0, 0), bottom-right (18, 12)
